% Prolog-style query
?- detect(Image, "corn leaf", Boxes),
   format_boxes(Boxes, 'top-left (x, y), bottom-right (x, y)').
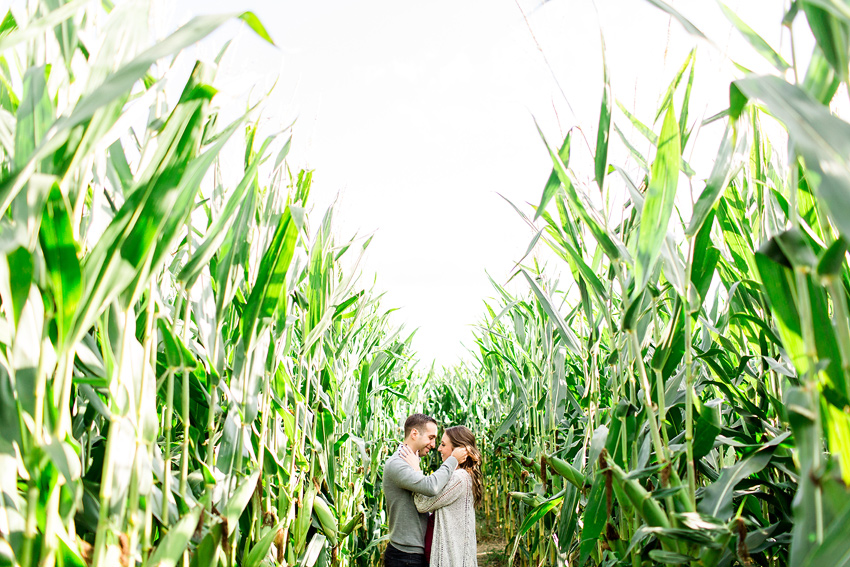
top-left (536, 120), bottom-right (628, 263)
top-left (70, 63), bottom-right (214, 344)
top-left (579, 476), bottom-right (606, 565)
top-left (518, 494), bottom-right (564, 536)
top-left (0, 0), bottom-right (87, 53)
top-left (697, 432), bottom-right (789, 520)
top-left (241, 204), bottom-right (303, 348)
top-left (803, 44), bottom-right (841, 104)
top-left (14, 65), bottom-right (52, 170)
top-left (687, 125), bottom-right (746, 236)
top-left (521, 269), bottom-right (581, 355)
top-left (0, 11), bottom-right (272, 219)
top-left (802, 2), bottom-right (850, 82)
top-left (38, 183), bottom-right (80, 348)
top-left (595, 35), bottom-right (611, 192)
top-left (178, 136), bottom-right (273, 288)
top-left (535, 131), bottom-right (570, 220)
top-left (142, 499), bottom-right (206, 567)
top-left (655, 49), bottom-right (695, 124)
top-left (634, 103), bottom-right (680, 294)
top-left (643, 0), bottom-right (709, 40)
top-left (719, 2), bottom-right (791, 71)
top-left (222, 469), bottom-right (261, 536)
top-left (243, 520), bottom-right (285, 567)
top-left (801, 497), bottom-right (850, 566)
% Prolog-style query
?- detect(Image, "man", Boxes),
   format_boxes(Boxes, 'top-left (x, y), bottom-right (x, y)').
top-left (382, 413), bottom-right (468, 567)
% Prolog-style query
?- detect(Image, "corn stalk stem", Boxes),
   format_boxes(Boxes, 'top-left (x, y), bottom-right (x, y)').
top-left (788, 142), bottom-right (824, 544)
top-left (162, 368), bottom-right (175, 524)
top-left (207, 317), bottom-right (223, 471)
top-left (826, 276), bottom-right (850, 397)
top-left (613, 259), bottom-right (667, 467)
top-left (795, 265), bottom-right (824, 544)
top-left (179, 288), bottom-right (192, 498)
top-left (683, 236), bottom-right (697, 508)
top-left (628, 329), bottom-right (667, 467)
top-left (91, 417), bottom-right (118, 567)
top-left (21, 484), bottom-right (39, 567)
top-left (93, 298), bottom-right (138, 566)
top-left (39, 348), bottom-right (69, 567)
top-left (54, 347), bottom-right (77, 441)
top-left (129, 288), bottom-right (157, 557)
top-left (649, 297), bottom-right (672, 455)
top-left (33, 324), bottom-right (48, 444)
top-left (256, 368), bottom-right (272, 537)
top-left (613, 264), bottom-right (638, 407)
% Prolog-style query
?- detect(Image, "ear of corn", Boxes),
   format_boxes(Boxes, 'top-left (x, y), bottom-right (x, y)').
top-left (545, 455), bottom-right (585, 489)
top-left (312, 494), bottom-right (339, 547)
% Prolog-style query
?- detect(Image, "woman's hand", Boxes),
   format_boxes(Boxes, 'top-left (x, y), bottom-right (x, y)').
top-left (451, 445), bottom-right (469, 464)
top-left (399, 444), bottom-right (420, 468)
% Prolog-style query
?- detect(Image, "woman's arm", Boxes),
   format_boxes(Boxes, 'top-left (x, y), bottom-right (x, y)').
top-left (414, 471), bottom-right (467, 513)
top-left (386, 456), bottom-right (459, 497)
top-left (399, 445), bottom-right (420, 468)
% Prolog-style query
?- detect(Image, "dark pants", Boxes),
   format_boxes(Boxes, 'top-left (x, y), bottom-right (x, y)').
top-left (384, 544), bottom-right (427, 567)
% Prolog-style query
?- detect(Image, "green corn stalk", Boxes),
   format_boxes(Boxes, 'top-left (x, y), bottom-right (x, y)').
top-left (418, 4), bottom-right (850, 567)
top-left (0, 4), bottom-right (425, 567)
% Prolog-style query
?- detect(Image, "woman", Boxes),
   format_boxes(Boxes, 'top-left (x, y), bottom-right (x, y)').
top-left (400, 425), bottom-right (482, 567)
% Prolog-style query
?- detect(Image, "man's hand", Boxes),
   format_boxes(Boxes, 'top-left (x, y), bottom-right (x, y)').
top-left (451, 446), bottom-right (469, 464)
top-left (399, 444), bottom-right (420, 468)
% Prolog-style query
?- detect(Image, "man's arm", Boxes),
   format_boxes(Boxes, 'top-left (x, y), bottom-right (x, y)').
top-left (385, 456), bottom-right (458, 497)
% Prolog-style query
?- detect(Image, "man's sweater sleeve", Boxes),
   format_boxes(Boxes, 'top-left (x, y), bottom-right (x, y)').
top-left (414, 472), bottom-right (465, 513)
top-left (385, 456), bottom-right (459, 497)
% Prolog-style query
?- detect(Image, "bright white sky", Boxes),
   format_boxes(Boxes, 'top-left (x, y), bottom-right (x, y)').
top-left (162, 0), bottom-right (803, 367)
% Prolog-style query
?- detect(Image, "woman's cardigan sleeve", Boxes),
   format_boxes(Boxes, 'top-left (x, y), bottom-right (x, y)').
top-left (413, 471), bottom-right (467, 513)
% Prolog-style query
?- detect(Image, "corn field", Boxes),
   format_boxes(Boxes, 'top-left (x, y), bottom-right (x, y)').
top-left (1, 1), bottom-right (850, 566)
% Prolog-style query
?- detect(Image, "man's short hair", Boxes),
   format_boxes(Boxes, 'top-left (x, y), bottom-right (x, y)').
top-left (404, 413), bottom-right (437, 437)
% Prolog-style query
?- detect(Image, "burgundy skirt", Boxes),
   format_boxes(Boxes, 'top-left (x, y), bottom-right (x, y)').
top-left (424, 513), bottom-right (435, 562)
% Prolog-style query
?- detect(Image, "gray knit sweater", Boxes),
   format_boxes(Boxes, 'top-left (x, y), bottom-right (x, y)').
top-left (382, 451), bottom-right (459, 554)
top-left (414, 469), bottom-right (478, 567)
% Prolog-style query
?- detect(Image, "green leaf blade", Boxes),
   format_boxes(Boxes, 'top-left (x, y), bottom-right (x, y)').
top-left (635, 103), bottom-right (680, 294)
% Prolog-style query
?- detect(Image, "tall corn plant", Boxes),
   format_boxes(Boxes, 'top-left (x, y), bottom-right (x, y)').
top-left (0, 2), bottom-right (420, 567)
top-left (431, 2), bottom-right (850, 566)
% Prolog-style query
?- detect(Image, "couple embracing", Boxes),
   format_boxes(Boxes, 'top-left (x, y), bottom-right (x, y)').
top-left (382, 413), bottom-right (483, 567)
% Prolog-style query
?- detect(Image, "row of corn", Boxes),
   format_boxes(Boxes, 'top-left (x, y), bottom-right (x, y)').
top-left (0, 3), bottom-right (422, 567)
top-left (423, 2), bottom-right (850, 565)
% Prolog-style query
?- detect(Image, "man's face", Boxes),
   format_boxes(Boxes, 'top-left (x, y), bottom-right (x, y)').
top-left (413, 422), bottom-right (438, 455)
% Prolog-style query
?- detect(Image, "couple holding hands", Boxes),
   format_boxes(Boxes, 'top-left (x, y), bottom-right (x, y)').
top-left (382, 413), bottom-right (483, 567)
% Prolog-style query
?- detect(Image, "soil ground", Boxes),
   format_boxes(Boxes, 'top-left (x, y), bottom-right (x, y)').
top-left (476, 514), bottom-right (508, 567)
top-left (477, 535), bottom-right (507, 567)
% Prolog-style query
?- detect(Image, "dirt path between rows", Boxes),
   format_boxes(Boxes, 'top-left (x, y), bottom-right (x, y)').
top-left (477, 537), bottom-right (507, 566)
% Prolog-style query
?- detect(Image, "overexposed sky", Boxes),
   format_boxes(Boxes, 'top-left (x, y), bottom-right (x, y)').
top-left (162, 0), bottom-right (801, 367)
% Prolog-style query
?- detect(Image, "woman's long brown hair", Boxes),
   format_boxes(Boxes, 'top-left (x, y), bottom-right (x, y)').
top-left (445, 426), bottom-right (483, 508)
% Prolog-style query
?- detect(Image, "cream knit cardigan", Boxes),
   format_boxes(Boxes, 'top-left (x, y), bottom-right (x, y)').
top-left (414, 468), bottom-right (477, 567)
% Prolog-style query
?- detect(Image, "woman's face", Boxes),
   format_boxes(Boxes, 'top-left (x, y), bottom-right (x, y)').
top-left (437, 433), bottom-right (453, 462)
